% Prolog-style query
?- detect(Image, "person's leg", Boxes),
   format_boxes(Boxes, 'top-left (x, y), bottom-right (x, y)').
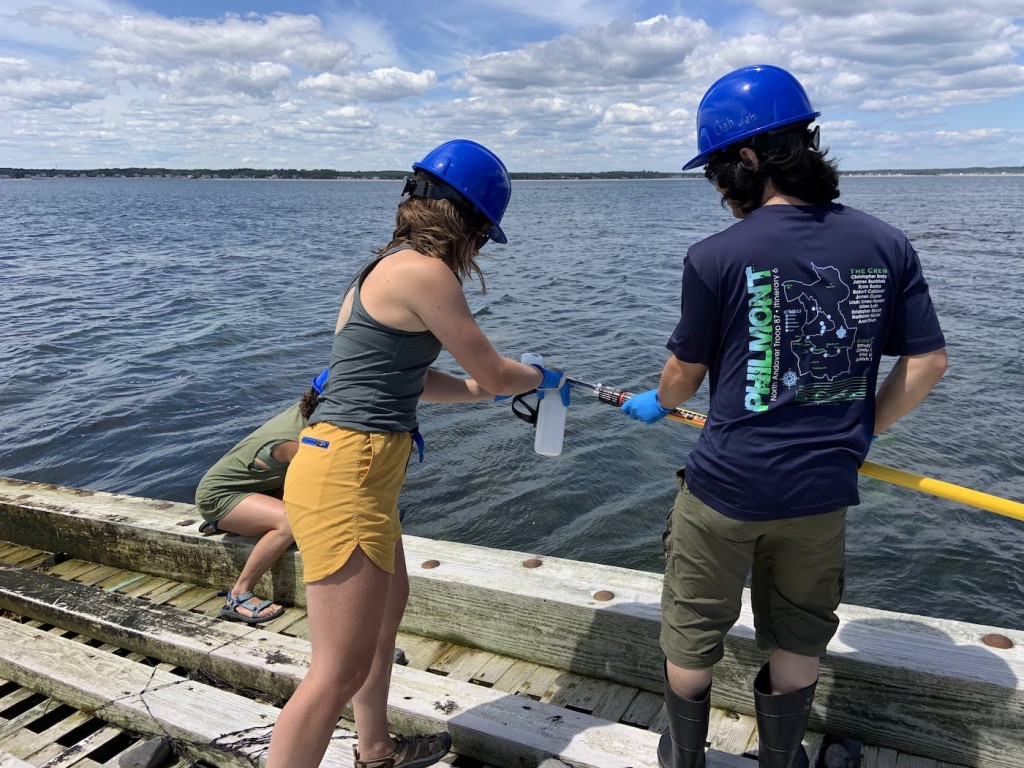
top-left (750, 507), bottom-right (846, 683)
top-left (265, 546), bottom-right (391, 768)
top-left (665, 662), bottom-right (713, 701)
top-left (750, 509), bottom-right (845, 768)
top-left (350, 537), bottom-right (410, 758)
top-left (217, 493), bottom-right (294, 619)
top-left (752, 661), bottom-right (817, 768)
top-left (659, 479), bottom-right (757, 768)
top-left (766, 649), bottom-right (819, 692)
top-left (662, 662), bottom-right (712, 768)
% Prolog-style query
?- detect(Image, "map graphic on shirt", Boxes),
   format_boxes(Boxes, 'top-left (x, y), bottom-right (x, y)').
top-left (743, 262), bottom-right (882, 412)
top-left (782, 264), bottom-right (856, 378)
top-left (781, 264), bottom-right (866, 404)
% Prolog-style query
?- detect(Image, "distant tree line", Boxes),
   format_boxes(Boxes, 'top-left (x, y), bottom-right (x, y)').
top-left (2, 166), bottom-right (1021, 180)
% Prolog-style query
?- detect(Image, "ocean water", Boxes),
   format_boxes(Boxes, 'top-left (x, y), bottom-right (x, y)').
top-left (1, 175), bottom-right (1022, 630)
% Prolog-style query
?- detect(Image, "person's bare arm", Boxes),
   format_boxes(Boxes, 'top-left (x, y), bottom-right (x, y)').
top-left (405, 259), bottom-right (544, 397)
top-left (873, 348), bottom-right (948, 435)
top-left (421, 368), bottom-right (492, 403)
top-left (657, 355), bottom-right (709, 411)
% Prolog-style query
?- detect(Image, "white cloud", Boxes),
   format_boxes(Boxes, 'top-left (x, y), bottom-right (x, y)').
top-left (298, 67), bottom-right (437, 101)
top-left (466, 0), bottom-right (627, 28)
top-left (754, 0), bottom-right (1024, 16)
top-left (602, 103), bottom-right (659, 126)
top-left (155, 61), bottom-right (293, 100)
top-left (0, 75), bottom-right (106, 109)
top-left (324, 105), bottom-right (376, 126)
top-left (0, 57), bottom-right (33, 76)
top-left (0, 2), bottom-right (1022, 170)
top-left (16, 9), bottom-right (355, 73)
top-left (465, 15), bottom-right (709, 90)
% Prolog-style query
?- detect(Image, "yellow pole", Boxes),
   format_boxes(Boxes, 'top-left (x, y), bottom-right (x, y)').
top-left (662, 403), bottom-right (1023, 521)
top-left (858, 461), bottom-right (1024, 522)
top-left (569, 380), bottom-right (1024, 521)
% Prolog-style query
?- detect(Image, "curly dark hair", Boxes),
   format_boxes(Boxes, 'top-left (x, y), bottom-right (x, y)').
top-left (704, 124), bottom-right (840, 216)
top-left (375, 172), bottom-right (490, 292)
top-left (299, 386), bottom-right (320, 421)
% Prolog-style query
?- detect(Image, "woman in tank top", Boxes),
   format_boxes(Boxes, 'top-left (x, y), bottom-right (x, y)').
top-left (265, 140), bottom-right (570, 768)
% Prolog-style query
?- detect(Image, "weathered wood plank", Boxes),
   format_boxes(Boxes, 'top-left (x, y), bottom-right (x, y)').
top-left (0, 748), bottom-right (34, 768)
top-left (29, 722), bottom-right (125, 768)
top-left (0, 618), bottom-right (354, 767)
top-left (0, 546), bottom-right (49, 569)
top-left (0, 693), bottom-right (51, 741)
top-left (25, 708), bottom-right (95, 757)
top-left (897, 755), bottom-right (939, 768)
top-left (546, 673), bottom-right (636, 723)
top-left (0, 545), bottom-right (40, 567)
top-left (467, 654), bottom-right (517, 688)
top-left (428, 645), bottom-right (494, 683)
top-left (0, 567), bottom-right (752, 768)
top-left (396, 633), bottom-right (452, 671)
top-left (46, 558), bottom-right (104, 581)
top-left (141, 580), bottom-right (195, 605)
top-left (491, 659), bottom-right (563, 700)
top-left (707, 709), bottom-right (756, 755)
top-left (1, 479), bottom-right (1021, 767)
top-left (864, 745), bottom-right (902, 768)
top-left (620, 689), bottom-right (663, 729)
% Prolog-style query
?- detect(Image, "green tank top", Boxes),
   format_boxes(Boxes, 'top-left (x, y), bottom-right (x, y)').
top-left (309, 254), bottom-right (443, 433)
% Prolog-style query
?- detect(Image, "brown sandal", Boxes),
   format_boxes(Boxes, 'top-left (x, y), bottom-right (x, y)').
top-left (352, 732), bottom-right (452, 768)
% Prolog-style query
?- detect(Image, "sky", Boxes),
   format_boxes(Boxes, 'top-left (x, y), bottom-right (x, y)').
top-left (2, 0), bottom-right (1023, 172)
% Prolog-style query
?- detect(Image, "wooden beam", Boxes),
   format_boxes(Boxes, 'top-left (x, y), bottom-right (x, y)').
top-left (0, 565), bottom-right (751, 768)
top-left (1, 477), bottom-right (1022, 767)
top-left (0, 618), bottom-right (353, 767)
top-left (0, 749), bottom-right (34, 768)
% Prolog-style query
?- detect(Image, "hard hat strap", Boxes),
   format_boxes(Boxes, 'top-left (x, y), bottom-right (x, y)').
top-left (401, 176), bottom-right (474, 213)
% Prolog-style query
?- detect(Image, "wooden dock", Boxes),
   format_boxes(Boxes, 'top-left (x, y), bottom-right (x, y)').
top-left (0, 477), bottom-right (1020, 767)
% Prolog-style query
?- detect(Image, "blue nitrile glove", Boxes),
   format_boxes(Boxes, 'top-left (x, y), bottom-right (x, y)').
top-left (531, 364), bottom-right (571, 407)
top-left (621, 389), bottom-right (672, 423)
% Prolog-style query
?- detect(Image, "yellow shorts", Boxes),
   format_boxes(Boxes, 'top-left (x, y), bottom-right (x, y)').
top-left (284, 422), bottom-right (411, 583)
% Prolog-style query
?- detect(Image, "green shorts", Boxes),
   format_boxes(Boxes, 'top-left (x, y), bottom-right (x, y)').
top-left (661, 475), bottom-right (846, 669)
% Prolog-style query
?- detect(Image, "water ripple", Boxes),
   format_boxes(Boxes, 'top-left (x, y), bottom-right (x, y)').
top-left (1, 175), bottom-right (1022, 630)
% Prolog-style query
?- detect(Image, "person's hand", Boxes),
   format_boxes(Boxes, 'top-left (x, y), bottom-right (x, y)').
top-left (531, 365), bottom-right (571, 407)
top-left (621, 389), bottom-right (672, 423)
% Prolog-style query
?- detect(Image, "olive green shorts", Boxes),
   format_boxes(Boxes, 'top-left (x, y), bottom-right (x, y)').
top-left (660, 476), bottom-right (846, 669)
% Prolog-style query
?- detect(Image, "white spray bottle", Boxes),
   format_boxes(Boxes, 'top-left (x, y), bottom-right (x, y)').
top-left (521, 352), bottom-right (566, 457)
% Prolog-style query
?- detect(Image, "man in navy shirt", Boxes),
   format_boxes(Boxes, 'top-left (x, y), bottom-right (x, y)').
top-left (622, 65), bottom-right (947, 768)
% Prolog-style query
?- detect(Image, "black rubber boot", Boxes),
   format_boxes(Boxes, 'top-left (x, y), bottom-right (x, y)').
top-left (753, 663), bottom-right (817, 768)
top-left (657, 671), bottom-right (710, 768)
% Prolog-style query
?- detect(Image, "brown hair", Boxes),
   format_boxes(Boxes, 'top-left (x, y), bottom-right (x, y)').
top-left (299, 387), bottom-right (319, 421)
top-left (374, 173), bottom-right (489, 292)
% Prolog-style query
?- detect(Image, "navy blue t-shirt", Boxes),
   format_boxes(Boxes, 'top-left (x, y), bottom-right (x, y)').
top-left (667, 203), bottom-right (944, 521)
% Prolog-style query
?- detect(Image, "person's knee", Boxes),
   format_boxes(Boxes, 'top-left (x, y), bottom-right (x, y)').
top-left (306, 660), bottom-right (373, 706)
top-left (272, 515), bottom-right (293, 537)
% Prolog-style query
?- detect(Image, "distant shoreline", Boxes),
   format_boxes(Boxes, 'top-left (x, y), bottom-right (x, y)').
top-left (2, 166), bottom-right (1022, 181)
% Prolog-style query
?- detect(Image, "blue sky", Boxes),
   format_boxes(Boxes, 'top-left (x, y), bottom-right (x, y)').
top-left (2, 0), bottom-right (1022, 171)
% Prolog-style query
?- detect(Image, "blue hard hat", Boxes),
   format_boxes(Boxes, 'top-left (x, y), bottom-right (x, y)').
top-left (412, 139), bottom-right (511, 244)
top-left (682, 64), bottom-right (820, 171)
top-left (311, 367), bottom-right (329, 395)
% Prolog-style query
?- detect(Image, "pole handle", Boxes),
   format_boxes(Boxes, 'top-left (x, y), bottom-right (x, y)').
top-left (573, 379), bottom-right (1023, 521)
